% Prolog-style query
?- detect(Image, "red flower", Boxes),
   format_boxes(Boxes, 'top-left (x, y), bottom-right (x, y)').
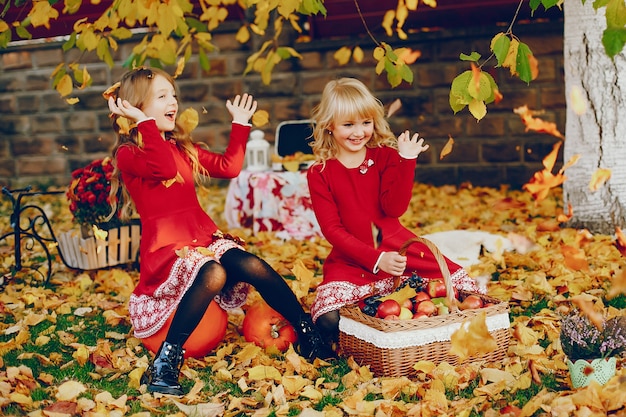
top-left (66, 157), bottom-right (122, 227)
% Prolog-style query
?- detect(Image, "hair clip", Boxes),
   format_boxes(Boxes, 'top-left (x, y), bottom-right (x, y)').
top-left (359, 158), bottom-right (374, 174)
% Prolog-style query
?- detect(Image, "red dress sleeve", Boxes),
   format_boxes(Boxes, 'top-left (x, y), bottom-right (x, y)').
top-left (115, 119), bottom-right (178, 180)
top-left (378, 151), bottom-right (417, 217)
top-left (197, 122), bottom-right (250, 179)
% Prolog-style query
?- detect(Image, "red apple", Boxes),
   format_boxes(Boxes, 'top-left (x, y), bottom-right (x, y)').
top-left (427, 279), bottom-right (447, 298)
top-left (412, 312), bottom-right (429, 320)
top-left (401, 298), bottom-right (413, 311)
top-left (413, 291), bottom-right (431, 306)
top-left (377, 299), bottom-right (401, 319)
top-left (415, 300), bottom-right (438, 316)
top-left (383, 314), bottom-right (399, 320)
top-left (459, 294), bottom-right (484, 310)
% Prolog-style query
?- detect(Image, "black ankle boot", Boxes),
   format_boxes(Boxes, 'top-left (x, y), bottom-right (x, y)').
top-left (142, 341), bottom-right (186, 396)
top-left (296, 314), bottom-right (337, 361)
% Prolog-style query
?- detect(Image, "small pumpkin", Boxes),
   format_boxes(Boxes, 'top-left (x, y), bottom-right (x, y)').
top-left (141, 300), bottom-right (228, 358)
top-left (242, 300), bottom-right (298, 351)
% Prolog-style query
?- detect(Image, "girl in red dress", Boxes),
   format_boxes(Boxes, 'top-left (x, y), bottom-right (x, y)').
top-left (106, 68), bottom-right (334, 396)
top-left (307, 78), bottom-right (482, 342)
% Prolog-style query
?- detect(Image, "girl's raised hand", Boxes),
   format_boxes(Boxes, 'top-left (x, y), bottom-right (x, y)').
top-left (397, 130), bottom-right (429, 159)
top-left (226, 93), bottom-right (258, 125)
top-left (108, 97), bottom-right (147, 123)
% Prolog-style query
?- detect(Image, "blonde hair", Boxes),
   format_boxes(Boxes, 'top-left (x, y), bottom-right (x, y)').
top-left (107, 67), bottom-right (206, 222)
top-left (310, 78), bottom-right (397, 165)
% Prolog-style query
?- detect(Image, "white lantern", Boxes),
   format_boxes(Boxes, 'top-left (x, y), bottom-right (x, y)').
top-left (245, 129), bottom-right (270, 172)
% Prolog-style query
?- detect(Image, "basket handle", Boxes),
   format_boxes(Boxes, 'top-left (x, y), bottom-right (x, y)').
top-left (398, 236), bottom-right (459, 312)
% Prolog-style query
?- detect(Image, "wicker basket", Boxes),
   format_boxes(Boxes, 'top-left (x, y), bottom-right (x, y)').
top-left (338, 236), bottom-right (511, 377)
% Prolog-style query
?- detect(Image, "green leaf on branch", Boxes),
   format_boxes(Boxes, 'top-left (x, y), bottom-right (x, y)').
top-left (459, 52), bottom-right (481, 62)
top-left (449, 71), bottom-right (473, 113)
top-left (516, 41), bottom-right (534, 84)
top-left (602, 27), bottom-right (626, 58)
top-left (198, 48), bottom-right (210, 71)
top-left (469, 98), bottom-right (487, 121)
top-left (490, 33), bottom-right (510, 67)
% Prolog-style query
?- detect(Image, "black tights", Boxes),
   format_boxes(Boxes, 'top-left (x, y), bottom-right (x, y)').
top-left (165, 248), bottom-right (306, 346)
top-left (315, 310), bottom-right (340, 344)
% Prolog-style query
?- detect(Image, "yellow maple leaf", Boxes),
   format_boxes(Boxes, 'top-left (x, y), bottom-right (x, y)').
top-left (440, 135), bottom-right (454, 160)
top-left (173, 57), bottom-right (185, 78)
top-left (449, 311), bottom-right (497, 362)
top-left (29, 1), bottom-right (59, 28)
top-left (333, 46), bottom-right (352, 66)
top-left (56, 380), bottom-right (87, 401)
top-left (353, 46), bottom-right (364, 63)
top-left (589, 168), bottom-right (611, 191)
top-left (247, 365), bottom-right (282, 381)
top-left (569, 85), bottom-right (588, 115)
top-left (175, 246), bottom-right (189, 258)
top-left (92, 225), bottom-right (108, 241)
top-left (178, 107), bottom-right (199, 133)
top-left (55, 73), bottom-right (73, 97)
top-left (252, 109), bottom-right (269, 127)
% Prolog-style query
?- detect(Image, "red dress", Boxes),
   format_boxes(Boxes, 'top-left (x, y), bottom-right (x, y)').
top-left (116, 120), bottom-right (251, 338)
top-left (307, 146), bottom-right (479, 321)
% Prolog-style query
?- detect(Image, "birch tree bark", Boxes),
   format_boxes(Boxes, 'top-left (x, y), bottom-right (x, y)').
top-left (563, 0), bottom-right (626, 234)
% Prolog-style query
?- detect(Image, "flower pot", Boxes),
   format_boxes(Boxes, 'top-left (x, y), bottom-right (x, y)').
top-left (566, 357), bottom-right (617, 388)
top-left (57, 224), bottom-right (141, 270)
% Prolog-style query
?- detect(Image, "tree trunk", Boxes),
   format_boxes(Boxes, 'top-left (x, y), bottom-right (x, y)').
top-left (563, 0), bottom-right (626, 235)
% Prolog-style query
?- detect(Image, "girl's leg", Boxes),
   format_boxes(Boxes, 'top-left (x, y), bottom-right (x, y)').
top-left (144, 261), bottom-right (227, 396)
top-left (315, 310), bottom-right (340, 344)
top-left (219, 248), bottom-right (335, 360)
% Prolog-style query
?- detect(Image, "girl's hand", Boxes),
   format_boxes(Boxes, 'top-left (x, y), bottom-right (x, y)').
top-left (108, 97), bottom-right (147, 123)
top-left (226, 93), bottom-right (258, 125)
top-left (378, 251), bottom-right (407, 276)
top-left (397, 130), bottom-right (429, 159)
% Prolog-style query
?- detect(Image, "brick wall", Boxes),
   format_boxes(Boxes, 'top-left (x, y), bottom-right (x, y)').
top-left (0, 19), bottom-right (565, 189)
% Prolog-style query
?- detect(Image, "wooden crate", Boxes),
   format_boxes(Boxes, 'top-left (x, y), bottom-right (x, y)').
top-left (58, 224), bottom-right (141, 270)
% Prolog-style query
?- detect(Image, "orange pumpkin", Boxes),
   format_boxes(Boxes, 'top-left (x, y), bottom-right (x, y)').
top-left (141, 301), bottom-right (228, 358)
top-left (242, 300), bottom-right (298, 351)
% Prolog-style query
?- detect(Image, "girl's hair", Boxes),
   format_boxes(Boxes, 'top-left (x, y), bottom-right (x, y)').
top-left (310, 78), bottom-right (397, 165)
top-left (106, 67), bottom-right (205, 222)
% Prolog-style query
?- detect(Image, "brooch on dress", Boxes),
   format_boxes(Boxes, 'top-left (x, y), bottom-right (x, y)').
top-left (359, 159), bottom-right (374, 174)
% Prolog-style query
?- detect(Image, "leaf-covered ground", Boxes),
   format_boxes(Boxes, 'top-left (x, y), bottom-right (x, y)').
top-left (0, 183), bottom-right (625, 417)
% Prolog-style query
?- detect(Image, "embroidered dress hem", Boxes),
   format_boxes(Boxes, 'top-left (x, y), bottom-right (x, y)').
top-left (310, 269), bottom-right (480, 322)
top-left (130, 238), bottom-right (248, 338)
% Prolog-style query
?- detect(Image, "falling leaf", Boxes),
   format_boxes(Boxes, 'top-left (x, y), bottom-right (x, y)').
top-left (607, 269), bottom-right (626, 299)
top-left (571, 296), bottom-right (604, 330)
top-left (513, 105), bottom-right (564, 139)
top-left (173, 57), bottom-right (185, 78)
top-left (333, 46), bottom-right (352, 66)
top-left (440, 135), bottom-right (454, 160)
top-left (589, 168), bottom-right (611, 191)
top-left (66, 97), bottom-right (79, 104)
top-left (252, 109), bottom-right (269, 127)
top-left (449, 311), bottom-right (497, 362)
top-left (387, 98), bottom-right (402, 118)
top-left (178, 107), bottom-right (199, 133)
top-left (569, 86), bottom-right (587, 115)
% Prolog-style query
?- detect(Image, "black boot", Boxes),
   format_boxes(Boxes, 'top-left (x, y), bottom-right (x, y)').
top-left (296, 314), bottom-right (337, 361)
top-left (142, 341), bottom-right (186, 396)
